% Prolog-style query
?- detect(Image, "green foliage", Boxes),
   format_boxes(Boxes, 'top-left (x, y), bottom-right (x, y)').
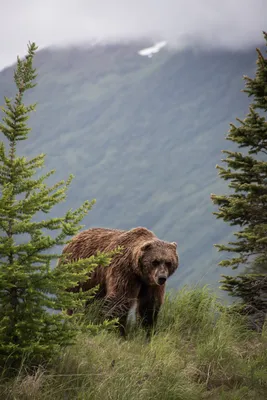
top-left (1, 287), bottom-right (267, 399)
top-left (156, 286), bottom-right (218, 337)
top-left (211, 32), bottom-right (267, 315)
top-left (0, 42), bottom-right (114, 370)
top-left (220, 274), bottom-right (267, 332)
top-left (211, 31), bottom-right (267, 270)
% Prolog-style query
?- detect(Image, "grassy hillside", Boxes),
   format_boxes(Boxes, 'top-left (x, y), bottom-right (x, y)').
top-left (0, 42), bottom-right (258, 292)
top-left (1, 287), bottom-right (267, 399)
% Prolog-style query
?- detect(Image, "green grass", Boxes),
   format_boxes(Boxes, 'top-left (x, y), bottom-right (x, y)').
top-left (1, 287), bottom-right (267, 399)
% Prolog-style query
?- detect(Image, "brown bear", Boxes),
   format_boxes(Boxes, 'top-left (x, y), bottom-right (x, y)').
top-left (61, 226), bottom-right (179, 336)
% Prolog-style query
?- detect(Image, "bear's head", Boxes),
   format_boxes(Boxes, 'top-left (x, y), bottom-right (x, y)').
top-left (137, 240), bottom-right (179, 286)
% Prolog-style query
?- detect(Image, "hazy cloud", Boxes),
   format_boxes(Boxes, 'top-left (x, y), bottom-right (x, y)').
top-left (1, 0), bottom-right (266, 69)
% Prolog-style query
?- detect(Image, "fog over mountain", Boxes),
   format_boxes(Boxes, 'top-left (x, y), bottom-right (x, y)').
top-left (1, 0), bottom-right (266, 70)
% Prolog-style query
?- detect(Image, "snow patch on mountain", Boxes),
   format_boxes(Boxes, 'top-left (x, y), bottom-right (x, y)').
top-left (138, 41), bottom-right (167, 58)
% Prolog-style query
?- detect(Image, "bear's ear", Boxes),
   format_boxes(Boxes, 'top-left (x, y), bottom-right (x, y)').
top-left (171, 242), bottom-right (177, 249)
top-left (141, 242), bottom-right (153, 252)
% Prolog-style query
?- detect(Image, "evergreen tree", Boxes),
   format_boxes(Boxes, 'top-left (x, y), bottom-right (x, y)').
top-left (211, 31), bottom-right (267, 328)
top-left (0, 43), bottom-right (114, 370)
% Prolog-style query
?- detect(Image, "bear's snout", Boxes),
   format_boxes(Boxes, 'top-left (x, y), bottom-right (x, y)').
top-left (157, 275), bottom-right (167, 285)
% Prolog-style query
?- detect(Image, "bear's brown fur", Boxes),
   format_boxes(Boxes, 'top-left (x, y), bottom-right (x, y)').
top-left (61, 226), bottom-right (179, 336)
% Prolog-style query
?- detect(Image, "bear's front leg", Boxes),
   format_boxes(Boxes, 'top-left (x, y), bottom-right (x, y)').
top-left (103, 278), bottom-right (141, 337)
top-left (137, 284), bottom-right (165, 337)
top-left (103, 295), bottom-right (133, 337)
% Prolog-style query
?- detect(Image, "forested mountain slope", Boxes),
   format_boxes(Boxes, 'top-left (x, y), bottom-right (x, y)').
top-left (0, 42), bottom-right (257, 292)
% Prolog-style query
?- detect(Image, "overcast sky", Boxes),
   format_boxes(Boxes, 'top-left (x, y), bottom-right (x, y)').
top-left (1, 0), bottom-right (266, 70)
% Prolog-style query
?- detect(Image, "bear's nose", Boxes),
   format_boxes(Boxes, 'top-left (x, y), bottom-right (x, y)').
top-left (158, 276), bottom-right (167, 285)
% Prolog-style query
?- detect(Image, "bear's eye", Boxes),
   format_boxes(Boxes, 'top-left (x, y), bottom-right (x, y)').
top-left (166, 262), bottom-right (172, 268)
top-left (152, 260), bottom-right (160, 267)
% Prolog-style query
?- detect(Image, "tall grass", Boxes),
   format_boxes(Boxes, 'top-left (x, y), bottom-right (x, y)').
top-left (1, 286), bottom-right (267, 399)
